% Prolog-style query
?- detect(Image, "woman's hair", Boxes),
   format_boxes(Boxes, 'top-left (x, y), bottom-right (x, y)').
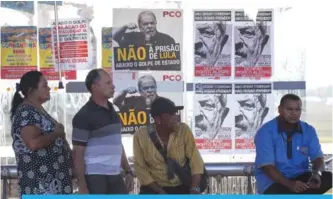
top-left (10, 71), bottom-right (43, 120)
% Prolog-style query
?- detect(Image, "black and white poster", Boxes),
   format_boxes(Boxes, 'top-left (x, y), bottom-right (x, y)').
top-left (234, 10), bottom-right (273, 79)
top-left (193, 83), bottom-right (233, 154)
top-left (112, 9), bottom-right (183, 71)
top-left (112, 71), bottom-right (184, 134)
top-left (194, 10), bottom-right (232, 79)
top-left (234, 83), bottom-right (273, 152)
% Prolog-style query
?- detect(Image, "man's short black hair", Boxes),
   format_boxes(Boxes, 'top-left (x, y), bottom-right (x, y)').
top-left (85, 69), bottom-right (104, 92)
top-left (279, 94), bottom-right (301, 106)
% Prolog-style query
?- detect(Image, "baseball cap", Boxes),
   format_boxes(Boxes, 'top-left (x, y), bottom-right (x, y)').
top-left (150, 97), bottom-right (184, 117)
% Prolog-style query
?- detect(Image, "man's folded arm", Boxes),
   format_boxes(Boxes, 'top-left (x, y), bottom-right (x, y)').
top-left (184, 124), bottom-right (204, 188)
top-left (133, 132), bottom-right (165, 194)
top-left (307, 126), bottom-right (325, 172)
top-left (72, 114), bottom-right (90, 192)
top-left (255, 128), bottom-right (292, 187)
top-left (184, 123), bottom-right (204, 175)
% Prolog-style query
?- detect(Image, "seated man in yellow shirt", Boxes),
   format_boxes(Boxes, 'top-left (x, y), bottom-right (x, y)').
top-left (133, 97), bottom-right (206, 194)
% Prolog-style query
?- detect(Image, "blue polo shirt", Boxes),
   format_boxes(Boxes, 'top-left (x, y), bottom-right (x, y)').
top-left (254, 117), bottom-right (323, 194)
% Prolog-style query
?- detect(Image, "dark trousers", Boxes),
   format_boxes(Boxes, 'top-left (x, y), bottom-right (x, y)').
top-left (85, 174), bottom-right (128, 194)
top-left (140, 184), bottom-right (189, 194)
top-left (264, 171), bottom-right (332, 194)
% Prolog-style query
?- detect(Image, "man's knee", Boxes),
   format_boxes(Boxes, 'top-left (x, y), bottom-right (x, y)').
top-left (263, 183), bottom-right (293, 194)
top-left (86, 175), bottom-right (109, 194)
top-left (107, 175), bottom-right (129, 194)
top-left (321, 171), bottom-right (332, 192)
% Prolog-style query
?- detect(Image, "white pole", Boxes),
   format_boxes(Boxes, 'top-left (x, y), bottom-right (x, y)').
top-left (53, 1), bottom-right (64, 89)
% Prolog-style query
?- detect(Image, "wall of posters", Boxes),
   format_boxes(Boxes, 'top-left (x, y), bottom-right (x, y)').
top-left (234, 10), bottom-right (273, 79)
top-left (102, 27), bottom-right (112, 71)
top-left (234, 83), bottom-right (273, 152)
top-left (112, 71), bottom-right (184, 134)
top-left (194, 10), bottom-right (232, 79)
top-left (39, 27), bottom-right (76, 80)
top-left (193, 83), bottom-right (233, 154)
top-left (112, 9), bottom-right (183, 71)
top-left (1, 26), bottom-right (37, 79)
top-left (191, 9), bottom-right (275, 155)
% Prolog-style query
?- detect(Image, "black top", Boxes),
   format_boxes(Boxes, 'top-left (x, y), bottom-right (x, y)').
top-left (11, 103), bottom-right (73, 195)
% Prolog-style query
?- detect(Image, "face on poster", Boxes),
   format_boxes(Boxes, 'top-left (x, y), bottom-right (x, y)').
top-left (234, 10), bottom-right (273, 79)
top-left (112, 71), bottom-right (184, 134)
top-left (193, 83), bottom-right (233, 153)
top-left (234, 83), bottom-right (273, 151)
top-left (112, 9), bottom-right (183, 71)
top-left (194, 10), bottom-right (232, 79)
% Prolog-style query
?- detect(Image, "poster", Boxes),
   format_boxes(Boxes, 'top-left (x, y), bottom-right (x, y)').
top-left (112, 9), bottom-right (183, 71)
top-left (234, 10), bottom-right (273, 79)
top-left (234, 83), bottom-right (273, 151)
top-left (194, 10), bottom-right (232, 79)
top-left (193, 83), bottom-right (233, 153)
top-left (51, 18), bottom-right (90, 71)
top-left (0, 1), bottom-right (34, 14)
top-left (38, 1), bottom-right (62, 6)
top-left (112, 71), bottom-right (184, 134)
top-left (1, 26), bottom-right (37, 79)
top-left (39, 28), bottom-right (76, 80)
top-left (102, 27), bottom-right (112, 71)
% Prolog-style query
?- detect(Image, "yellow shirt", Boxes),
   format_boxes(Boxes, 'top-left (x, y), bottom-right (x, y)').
top-left (133, 122), bottom-right (204, 187)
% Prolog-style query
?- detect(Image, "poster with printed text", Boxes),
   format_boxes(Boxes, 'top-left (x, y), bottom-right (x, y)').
top-left (234, 83), bottom-right (273, 152)
top-left (102, 27), bottom-right (112, 72)
top-left (234, 10), bottom-right (273, 79)
top-left (51, 18), bottom-right (90, 71)
top-left (112, 9), bottom-right (183, 71)
top-left (39, 28), bottom-right (76, 80)
top-left (193, 83), bottom-right (233, 154)
top-left (194, 10), bottom-right (232, 79)
top-left (1, 26), bottom-right (37, 79)
top-left (112, 71), bottom-right (184, 134)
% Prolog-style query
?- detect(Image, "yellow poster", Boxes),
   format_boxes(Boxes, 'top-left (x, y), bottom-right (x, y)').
top-left (39, 28), bottom-right (53, 69)
top-left (102, 27), bottom-right (112, 70)
top-left (1, 26), bottom-right (37, 79)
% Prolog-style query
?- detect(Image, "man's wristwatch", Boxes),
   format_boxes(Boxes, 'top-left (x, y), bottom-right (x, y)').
top-left (314, 170), bottom-right (322, 177)
top-left (191, 187), bottom-right (200, 192)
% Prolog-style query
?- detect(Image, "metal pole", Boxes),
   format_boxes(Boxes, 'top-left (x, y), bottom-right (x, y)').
top-left (53, 1), bottom-right (64, 89)
top-left (2, 179), bottom-right (7, 199)
top-left (247, 176), bottom-right (253, 194)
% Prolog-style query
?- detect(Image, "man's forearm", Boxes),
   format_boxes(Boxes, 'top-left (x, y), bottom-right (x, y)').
top-left (74, 156), bottom-right (88, 189)
top-left (312, 157), bottom-right (325, 173)
top-left (113, 26), bottom-right (127, 43)
top-left (262, 165), bottom-right (291, 187)
top-left (121, 145), bottom-right (131, 172)
top-left (113, 91), bottom-right (127, 108)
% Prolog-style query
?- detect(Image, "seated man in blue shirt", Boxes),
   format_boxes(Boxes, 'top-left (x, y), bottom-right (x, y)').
top-left (254, 94), bottom-right (332, 194)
